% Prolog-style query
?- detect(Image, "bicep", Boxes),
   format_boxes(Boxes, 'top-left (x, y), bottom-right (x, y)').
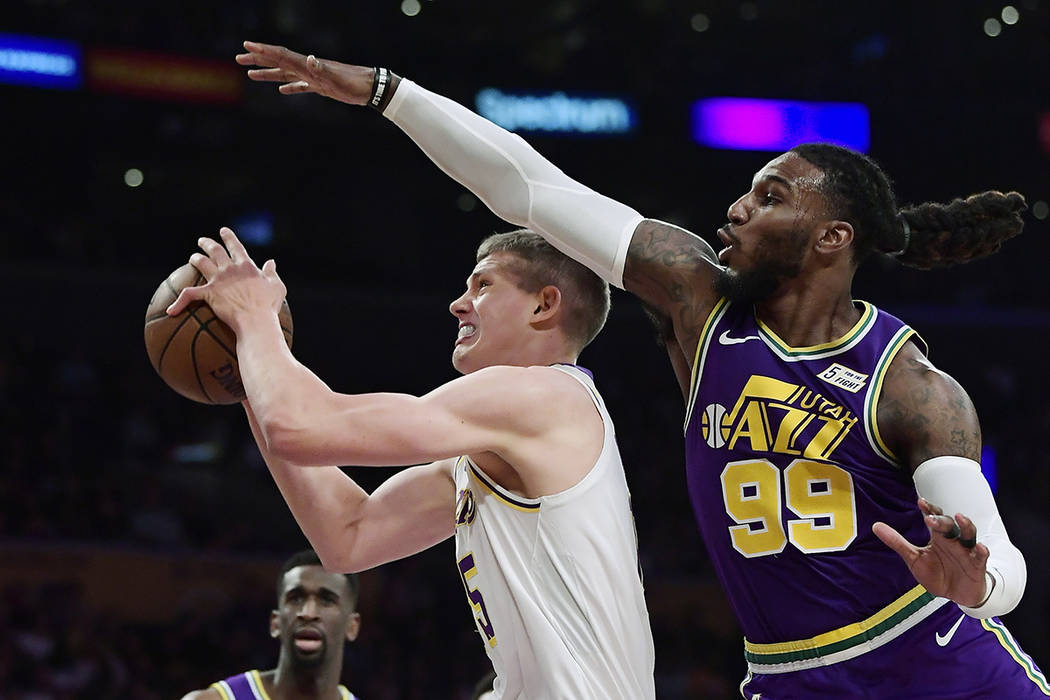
top-left (624, 219), bottom-right (722, 356)
top-left (293, 368), bottom-right (542, 467)
top-left (877, 352), bottom-right (982, 470)
top-left (346, 460), bottom-right (457, 571)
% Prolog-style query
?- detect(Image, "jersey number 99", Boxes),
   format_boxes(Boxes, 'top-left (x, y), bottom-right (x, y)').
top-left (720, 458), bottom-right (857, 557)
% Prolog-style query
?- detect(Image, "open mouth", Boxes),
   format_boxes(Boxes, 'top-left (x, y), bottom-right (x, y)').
top-left (293, 628), bottom-right (324, 653)
top-left (716, 227), bottom-right (737, 264)
top-left (456, 323), bottom-right (477, 344)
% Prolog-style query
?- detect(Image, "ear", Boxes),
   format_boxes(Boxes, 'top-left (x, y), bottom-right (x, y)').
top-left (815, 220), bottom-right (854, 255)
top-left (269, 610), bottom-right (280, 638)
top-left (345, 611), bottom-right (362, 642)
top-left (531, 285), bottom-right (562, 324)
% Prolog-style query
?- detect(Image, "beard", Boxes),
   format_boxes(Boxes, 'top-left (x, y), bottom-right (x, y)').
top-left (714, 227), bottom-right (808, 304)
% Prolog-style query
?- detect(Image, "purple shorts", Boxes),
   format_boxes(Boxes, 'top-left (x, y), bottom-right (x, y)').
top-left (740, 604), bottom-right (1049, 699)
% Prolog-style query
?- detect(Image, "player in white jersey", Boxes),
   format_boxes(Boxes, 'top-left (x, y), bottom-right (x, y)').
top-left (168, 227), bottom-right (656, 699)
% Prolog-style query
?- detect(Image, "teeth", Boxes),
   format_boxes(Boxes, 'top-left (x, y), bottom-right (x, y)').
top-left (458, 324), bottom-right (476, 339)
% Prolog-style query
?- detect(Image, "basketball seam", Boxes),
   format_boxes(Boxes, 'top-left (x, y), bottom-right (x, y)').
top-left (154, 274), bottom-right (204, 373)
top-left (190, 323), bottom-right (217, 405)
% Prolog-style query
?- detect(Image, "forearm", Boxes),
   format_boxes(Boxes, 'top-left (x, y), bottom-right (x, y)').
top-left (914, 456), bottom-right (1027, 617)
top-left (233, 310), bottom-right (344, 458)
top-left (243, 401), bottom-right (367, 570)
top-left (383, 79), bottom-right (642, 287)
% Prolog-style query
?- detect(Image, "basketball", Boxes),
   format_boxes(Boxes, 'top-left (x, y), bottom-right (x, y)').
top-left (143, 263), bottom-right (293, 405)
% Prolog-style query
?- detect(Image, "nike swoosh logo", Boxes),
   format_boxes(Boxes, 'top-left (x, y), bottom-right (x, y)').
top-left (935, 613), bottom-right (966, 647)
top-left (718, 329), bottom-right (761, 345)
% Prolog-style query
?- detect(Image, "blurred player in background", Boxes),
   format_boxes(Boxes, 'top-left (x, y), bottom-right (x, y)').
top-left (233, 42), bottom-right (1047, 698)
top-left (180, 549), bottom-right (362, 700)
top-left (167, 227), bottom-right (656, 699)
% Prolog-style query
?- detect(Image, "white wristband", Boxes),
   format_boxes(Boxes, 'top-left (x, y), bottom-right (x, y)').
top-left (913, 456), bottom-right (1027, 618)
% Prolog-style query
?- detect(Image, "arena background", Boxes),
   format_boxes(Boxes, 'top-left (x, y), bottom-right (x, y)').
top-left (1, 1), bottom-right (1048, 697)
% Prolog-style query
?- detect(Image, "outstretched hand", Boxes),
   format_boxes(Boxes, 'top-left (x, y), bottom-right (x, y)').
top-left (873, 497), bottom-right (989, 608)
top-left (167, 227), bottom-right (286, 335)
top-left (236, 41), bottom-right (376, 105)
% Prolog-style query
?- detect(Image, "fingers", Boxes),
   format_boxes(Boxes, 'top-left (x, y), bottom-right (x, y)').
top-left (197, 236), bottom-right (231, 268)
top-left (955, 513), bottom-right (978, 549)
top-left (189, 251), bottom-right (218, 280)
top-left (872, 521), bottom-right (918, 563)
top-left (218, 227), bottom-right (253, 263)
top-left (246, 67), bottom-right (304, 83)
top-left (917, 497), bottom-right (943, 517)
top-left (279, 81), bottom-right (315, 94)
top-left (241, 41), bottom-right (307, 69)
top-left (166, 285), bottom-right (202, 316)
top-left (925, 512), bottom-right (960, 539)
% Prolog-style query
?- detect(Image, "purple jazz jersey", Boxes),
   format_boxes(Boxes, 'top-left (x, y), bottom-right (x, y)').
top-left (684, 299), bottom-right (930, 643)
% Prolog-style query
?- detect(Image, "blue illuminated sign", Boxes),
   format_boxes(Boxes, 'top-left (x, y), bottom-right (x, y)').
top-left (0, 34), bottom-right (81, 90)
top-left (692, 98), bottom-right (869, 152)
top-left (476, 88), bottom-right (636, 135)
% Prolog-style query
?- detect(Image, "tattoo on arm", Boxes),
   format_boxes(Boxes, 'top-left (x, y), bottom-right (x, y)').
top-left (624, 220), bottom-right (720, 358)
top-left (878, 350), bottom-right (982, 471)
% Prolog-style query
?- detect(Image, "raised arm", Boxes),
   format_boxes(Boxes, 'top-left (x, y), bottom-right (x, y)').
top-left (872, 343), bottom-right (1026, 618)
top-left (236, 42), bottom-right (722, 356)
top-left (243, 401), bottom-right (455, 573)
top-left (168, 228), bottom-right (601, 489)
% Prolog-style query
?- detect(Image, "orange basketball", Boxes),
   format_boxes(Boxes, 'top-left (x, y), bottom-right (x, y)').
top-left (143, 263), bottom-right (293, 405)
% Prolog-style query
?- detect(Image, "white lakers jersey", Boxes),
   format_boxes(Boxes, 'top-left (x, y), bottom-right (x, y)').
top-left (452, 364), bottom-right (655, 700)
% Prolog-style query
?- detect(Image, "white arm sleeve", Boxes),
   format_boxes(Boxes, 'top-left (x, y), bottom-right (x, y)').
top-left (384, 79), bottom-right (643, 288)
top-left (913, 456), bottom-right (1027, 618)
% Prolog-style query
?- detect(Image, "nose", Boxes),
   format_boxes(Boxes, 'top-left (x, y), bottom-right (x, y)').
top-left (727, 195), bottom-right (749, 226)
top-left (449, 289), bottom-right (471, 317)
top-left (298, 596), bottom-right (320, 620)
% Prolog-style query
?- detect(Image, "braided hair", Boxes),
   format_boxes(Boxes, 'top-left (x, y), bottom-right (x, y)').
top-left (790, 143), bottom-right (1027, 269)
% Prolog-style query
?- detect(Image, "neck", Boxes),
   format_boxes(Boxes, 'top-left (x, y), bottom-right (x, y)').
top-left (270, 657), bottom-right (342, 700)
top-left (754, 274), bottom-right (859, 347)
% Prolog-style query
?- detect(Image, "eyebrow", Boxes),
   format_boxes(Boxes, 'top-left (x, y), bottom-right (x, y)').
top-left (753, 173), bottom-right (794, 192)
top-left (284, 585), bottom-right (341, 601)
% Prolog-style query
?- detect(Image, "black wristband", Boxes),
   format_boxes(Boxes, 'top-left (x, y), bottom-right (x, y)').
top-left (369, 67), bottom-right (389, 111)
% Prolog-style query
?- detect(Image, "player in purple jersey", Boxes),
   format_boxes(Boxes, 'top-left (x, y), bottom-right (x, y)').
top-left (229, 42), bottom-right (1047, 697)
top-left (180, 550), bottom-right (362, 700)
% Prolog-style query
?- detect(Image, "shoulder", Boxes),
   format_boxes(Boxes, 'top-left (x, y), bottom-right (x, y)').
top-left (458, 365), bottom-right (601, 433)
top-left (455, 365), bottom-right (591, 405)
top-left (876, 340), bottom-right (981, 469)
top-left (624, 219), bottom-right (722, 344)
top-left (179, 689), bottom-right (222, 700)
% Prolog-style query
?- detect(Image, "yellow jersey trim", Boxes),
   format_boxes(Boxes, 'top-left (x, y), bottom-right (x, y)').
top-left (756, 301), bottom-right (876, 358)
top-left (209, 682), bottom-right (235, 700)
top-left (981, 618), bottom-right (1050, 694)
top-left (864, 326), bottom-right (917, 466)
top-left (466, 458), bottom-right (541, 512)
top-left (745, 584), bottom-right (928, 658)
top-left (683, 297), bottom-right (729, 433)
top-left (249, 670), bottom-right (272, 700)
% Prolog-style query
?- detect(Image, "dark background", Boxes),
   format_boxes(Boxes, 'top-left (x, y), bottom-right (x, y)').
top-left (1, 1), bottom-right (1048, 698)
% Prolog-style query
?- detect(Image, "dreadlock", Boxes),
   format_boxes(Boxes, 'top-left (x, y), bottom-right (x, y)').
top-left (790, 143), bottom-right (1027, 270)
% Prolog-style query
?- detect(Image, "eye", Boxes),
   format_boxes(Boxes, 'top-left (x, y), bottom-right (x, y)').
top-left (478, 279), bottom-right (491, 290)
top-left (761, 192), bottom-right (779, 205)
